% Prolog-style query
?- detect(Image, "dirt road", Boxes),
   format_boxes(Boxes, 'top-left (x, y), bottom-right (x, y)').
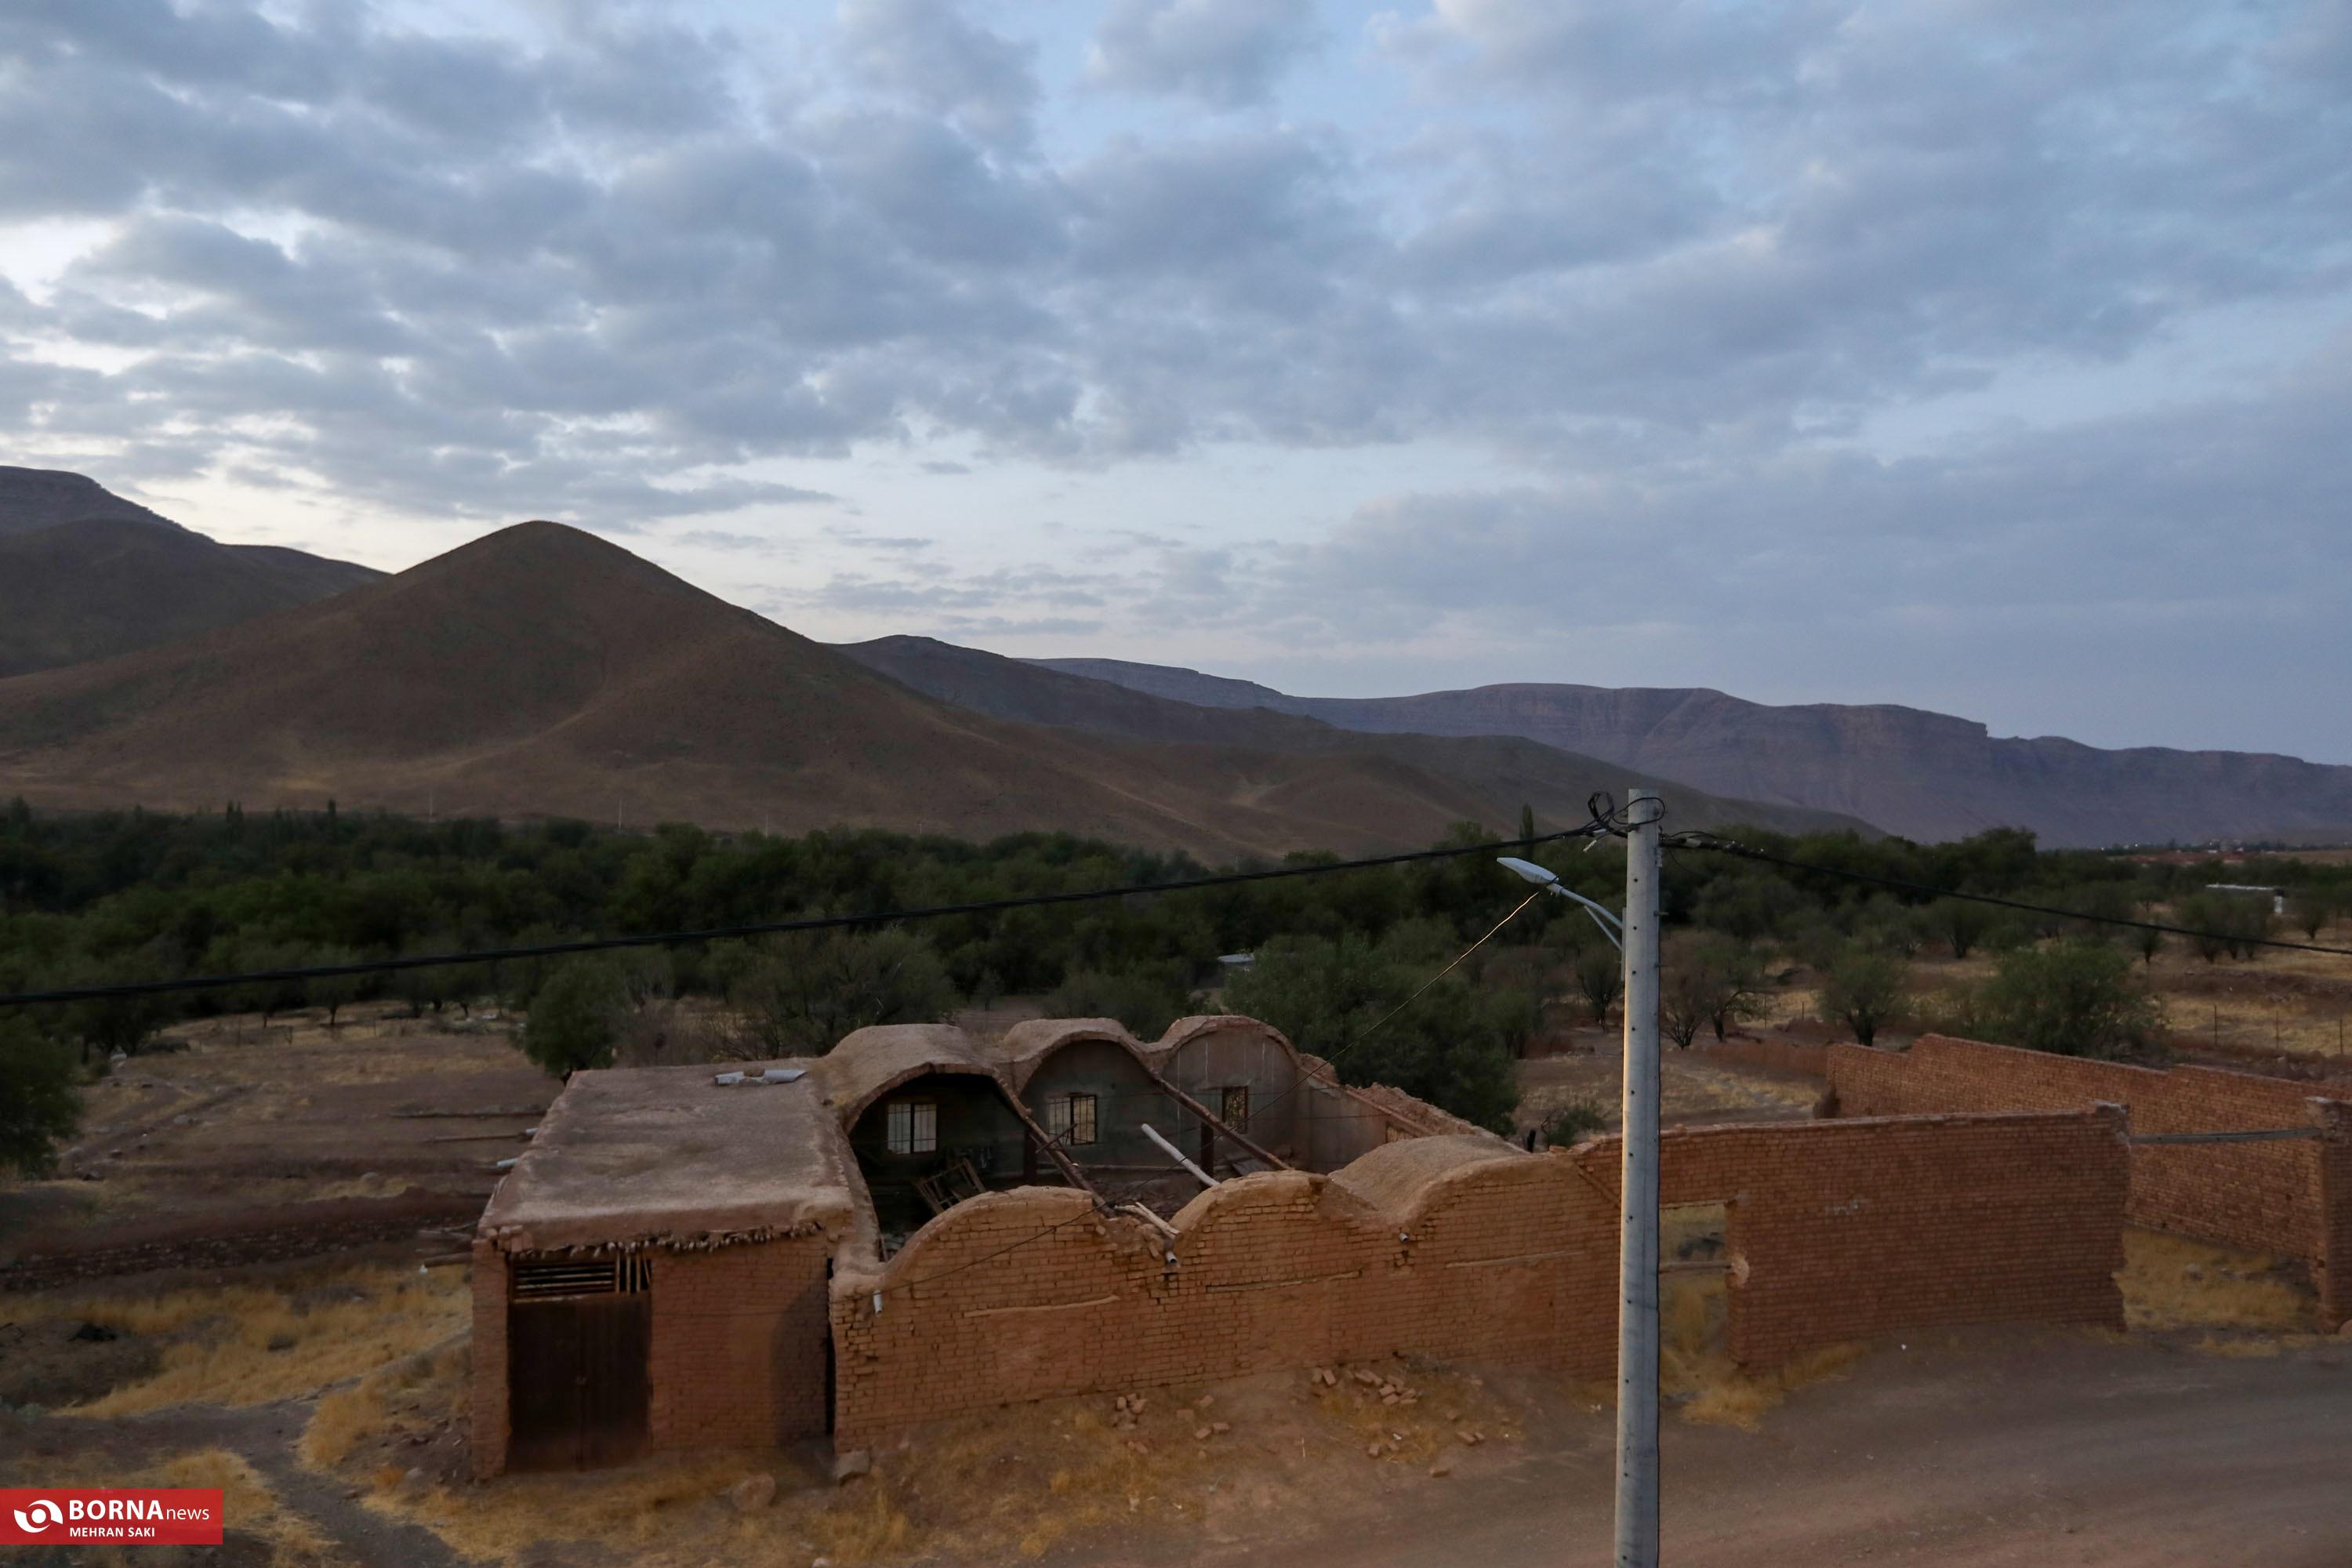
top-left (1186, 1334), bottom-right (2352, 1568)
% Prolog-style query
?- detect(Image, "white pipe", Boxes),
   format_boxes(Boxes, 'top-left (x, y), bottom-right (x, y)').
top-left (1140, 1123), bottom-right (1218, 1189)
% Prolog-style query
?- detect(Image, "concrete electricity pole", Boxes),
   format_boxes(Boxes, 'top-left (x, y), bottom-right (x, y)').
top-left (1615, 789), bottom-right (1665, 1568)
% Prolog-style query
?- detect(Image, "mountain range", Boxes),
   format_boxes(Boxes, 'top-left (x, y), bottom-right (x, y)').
top-left (0, 467), bottom-right (382, 677)
top-left (0, 507), bottom-right (1857, 856)
top-left (1033, 662), bottom-right (2352, 848)
top-left (5, 466), bottom-right (2349, 851)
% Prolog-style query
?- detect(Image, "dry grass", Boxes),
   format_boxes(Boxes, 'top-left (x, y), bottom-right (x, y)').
top-left (302, 1339), bottom-right (468, 1469)
top-left (1659, 1270), bottom-right (1862, 1430)
top-left (71, 1449), bottom-right (339, 1568)
top-left (19, 1262), bottom-right (470, 1417)
top-left (2116, 1229), bottom-right (2314, 1334)
top-left (1515, 1054), bottom-right (1820, 1134)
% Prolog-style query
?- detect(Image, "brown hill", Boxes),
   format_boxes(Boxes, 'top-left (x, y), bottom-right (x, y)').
top-left (843, 635), bottom-right (1869, 839)
top-left (1033, 659), bottom-right (2352, 848)
top-left (0, 465), bottom-right (180, 536)
top-left (0, 515), bottom-right (384, 677)
top-left (0, 524), bottom-right (1858, 858)
top-left (0, 467), bottom-right (385, 676)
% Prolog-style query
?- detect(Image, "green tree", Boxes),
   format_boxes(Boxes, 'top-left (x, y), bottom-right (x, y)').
top-left (1567, 938), bottom-right (1623, 1024)
top-left (1955, 938), bottom-right (2161, 1058)
top-left (2288, 889), bottom-right (2333, 942)
top-left (1660, 931), bottom-right (1766, 1047)
top-left (1045, 962), bottom-right (1199, 1040)
top-left (1926, 897), bottom-right (1993, 960)
top-left (304, 948), bottom-right (365, 1032)
top-left (521, 956), bottom-right (629, 1077)
top-left (1221, 928), bottom-right (1525, 1132)
top-left (1820, 946), bottom-right (1904, 1047)
top-left (729, 929), bottom-right (957, 1056)
top-left (0, 1018), bottom-right (80, 1174)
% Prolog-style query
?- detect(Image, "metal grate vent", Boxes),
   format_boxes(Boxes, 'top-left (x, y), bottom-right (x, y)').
top-left (511, 1254), bottom-right (651, 1300)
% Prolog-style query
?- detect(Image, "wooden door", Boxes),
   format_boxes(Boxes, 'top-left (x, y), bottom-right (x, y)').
top-left (507, 1259), bottom-right (651, 1470)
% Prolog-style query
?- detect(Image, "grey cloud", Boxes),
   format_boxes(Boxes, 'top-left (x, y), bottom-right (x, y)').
top-left (837, 0), bottom-right (1037, 151)
top-left (1087, 0), bottom-right (1322, 107)
top-left (0, 0), bottom-right (2343, 554)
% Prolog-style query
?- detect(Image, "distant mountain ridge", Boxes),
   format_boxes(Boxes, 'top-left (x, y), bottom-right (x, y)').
top-left (0, 465), bottom-right (183, 537)
top-left (0, 524), bottom-right (1864, 858)
top-left (0, 467), bottom-right (383, 677)
top-left (1031, 659), bottom-right (2352, 848)
top-left (841, 635), bottom-right (1870, 840)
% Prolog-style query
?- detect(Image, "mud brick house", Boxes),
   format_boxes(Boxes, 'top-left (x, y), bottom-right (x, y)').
top-left (471, 1014), bottom-right (2140, 1476)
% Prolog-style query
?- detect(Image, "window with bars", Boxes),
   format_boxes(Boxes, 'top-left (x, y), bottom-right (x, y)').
top-left (1046, 1091), bottom-right (1098, 1146)
top-left (1220, 1087), bottom-right (1250, 1131)
top-left (510, 1254), bottom-right (652, 1300)
top-left (886, 1098), bottom-right (937, 1155)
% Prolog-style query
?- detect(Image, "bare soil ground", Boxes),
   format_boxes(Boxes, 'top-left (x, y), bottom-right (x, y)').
top-left (2, 1003), bottom-right (549, 1287)
top-left (1721, 916), bottom-right (2352, 1080)
top-left (1514, 1035), bottom-right (1821, 1138)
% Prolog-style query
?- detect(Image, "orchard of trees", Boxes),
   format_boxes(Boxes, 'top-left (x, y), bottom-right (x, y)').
top-left (4, 796), bottom-right (2347, 1172)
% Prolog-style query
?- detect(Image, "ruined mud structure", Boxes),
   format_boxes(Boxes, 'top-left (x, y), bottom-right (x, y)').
top-left (466, 1017), bottom-right (2255, 1476)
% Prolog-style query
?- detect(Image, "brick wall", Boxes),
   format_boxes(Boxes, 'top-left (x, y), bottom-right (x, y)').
top-left (2310, 1102), bottom-right (2352, 1326)
top-left (1827, 1033), bottom-right (2351, 1324)
top-left (649, 1238), bottom-right (833, 1451)
top-left (1690, 1038), bottom-right (1831, 1079)
top-left (829, 1109), bottom-right (2127, 1443)
top-left (469, 1239), bottom-right (509, 1477)
top-left (469, 1234), bottom-right (832, 1477)
top-left (1641, 1109), bottom-right (2128, 1365)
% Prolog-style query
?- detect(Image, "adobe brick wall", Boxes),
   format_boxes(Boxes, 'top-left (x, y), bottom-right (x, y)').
top-left (469, 1239), bottom-right (510, 1478)
top-left (828, 1109), bottom-right (2127, 1443)
top-left (468, 1234), bottom-right (831, 1477)
top-left (2316, 1102), bottom-right (2352, 1325)
top-left (648, 1237), bottom-right (833, 1451)
top-left (1828, 1033), bottom-right (2351, 1323)
top-left (1689, 1038), bottom-right (1831, 1079)
top-left (1639, 1109), bottom-right (2128, 1365)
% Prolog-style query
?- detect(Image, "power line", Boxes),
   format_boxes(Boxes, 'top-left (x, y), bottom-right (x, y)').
top-left (0, 811), bottom-right (1624, 1009)
top-left (1665, 833), bottom-right (2352, 957)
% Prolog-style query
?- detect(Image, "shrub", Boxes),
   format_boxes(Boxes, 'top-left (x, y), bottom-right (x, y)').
top-left (1541, 1094), bottom-right (1611, 1146)
top-left (1951, 938), bottom-right (2162, 1058)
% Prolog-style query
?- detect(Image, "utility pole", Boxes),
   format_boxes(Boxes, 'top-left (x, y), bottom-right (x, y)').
top-left (1616, 789), bottom-right (1664, 1568)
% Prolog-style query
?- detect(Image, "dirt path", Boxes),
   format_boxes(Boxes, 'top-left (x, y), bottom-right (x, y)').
top-left (19, 1402), bottom-right (469, 1568)
top-left (1161, 1334), bottom-right (2352, 1568)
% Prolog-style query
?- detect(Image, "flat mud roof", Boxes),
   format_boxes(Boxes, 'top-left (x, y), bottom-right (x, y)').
top-left (477, 1059), bottom-right (857, 1253)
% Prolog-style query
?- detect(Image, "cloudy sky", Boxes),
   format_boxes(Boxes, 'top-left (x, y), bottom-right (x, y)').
top-left (2, 1), bottom-right (2348, 760)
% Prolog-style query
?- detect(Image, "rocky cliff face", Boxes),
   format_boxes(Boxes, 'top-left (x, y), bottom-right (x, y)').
top-left (1031, 662), bottom-right (2352, 847)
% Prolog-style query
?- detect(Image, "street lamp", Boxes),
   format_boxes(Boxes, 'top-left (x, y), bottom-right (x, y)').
top-left (1496, 855), bottom-right (1624, 951)
top-left (1502, 790), bottom-right (1664, 1568)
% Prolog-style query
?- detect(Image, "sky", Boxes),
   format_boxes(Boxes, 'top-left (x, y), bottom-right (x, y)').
top-left (1, 0), bottom-right (2348, 760)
